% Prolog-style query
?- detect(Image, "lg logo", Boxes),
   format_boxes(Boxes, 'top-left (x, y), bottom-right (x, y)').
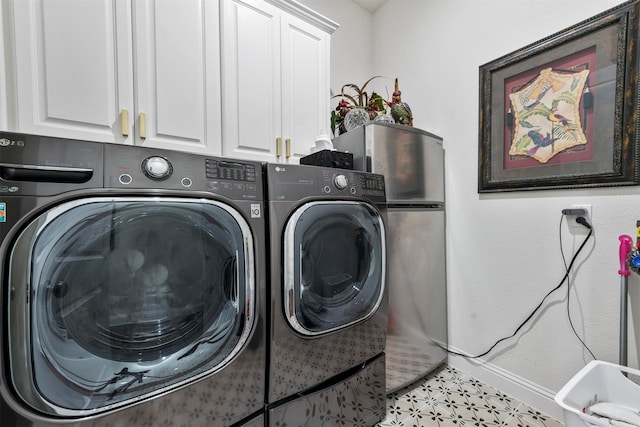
top-left (0, 138), bottom-right (25, 147)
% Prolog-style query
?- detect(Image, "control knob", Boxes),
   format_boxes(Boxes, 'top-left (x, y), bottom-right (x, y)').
top-left (142, 156), bottom-right (172, 180)
top-left (334, 174), bottom-right (348, 190)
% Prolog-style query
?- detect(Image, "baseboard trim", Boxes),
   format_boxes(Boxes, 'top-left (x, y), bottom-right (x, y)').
top-left (447, 351), bottom-right (564, 421)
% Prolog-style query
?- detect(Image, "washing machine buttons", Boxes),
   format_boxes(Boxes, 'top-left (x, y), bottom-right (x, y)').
top-left (118, 174), bottom-right (133, 185)
top-left (142, 156), bottom-right (173, 180)
top-left (181, 177), bottom-right (193, 188)
top-left (334, 174), bottom-right (348, 190)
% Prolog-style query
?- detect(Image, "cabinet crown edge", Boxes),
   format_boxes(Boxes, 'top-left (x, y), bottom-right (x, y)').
top-left (265, 0), bottom-right (339, 33)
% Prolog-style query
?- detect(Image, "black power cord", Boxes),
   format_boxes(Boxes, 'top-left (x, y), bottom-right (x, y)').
top-left (446, 215), bottom-right (594, 359)
top-left (559, 215), bottom-right (597, 360)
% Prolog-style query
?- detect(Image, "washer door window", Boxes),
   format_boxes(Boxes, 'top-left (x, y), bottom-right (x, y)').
top-left (6, 198), bottom-right (255, 417)
top-left (284, 201), bottom-right (385, 336)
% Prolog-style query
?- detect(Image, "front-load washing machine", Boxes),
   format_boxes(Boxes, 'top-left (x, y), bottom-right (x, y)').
top-left (265, 163), bottom-right (387, 426)
top-left (0, 132), bottom-right (266, 427)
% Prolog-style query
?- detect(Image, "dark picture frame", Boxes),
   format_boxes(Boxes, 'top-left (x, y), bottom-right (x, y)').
top-left (478, 0), bottom-right (640, 192)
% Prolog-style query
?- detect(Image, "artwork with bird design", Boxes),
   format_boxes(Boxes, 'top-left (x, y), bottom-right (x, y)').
top-left (508, 67), bottom-right (589, 163)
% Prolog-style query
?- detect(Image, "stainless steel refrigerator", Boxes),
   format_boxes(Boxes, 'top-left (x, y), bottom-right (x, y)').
top-left (333, 122), bottom-right (447, 393)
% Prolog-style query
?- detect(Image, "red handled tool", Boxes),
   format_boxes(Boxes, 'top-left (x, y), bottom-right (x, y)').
top-left (618, 234), bottom-right (632, 366)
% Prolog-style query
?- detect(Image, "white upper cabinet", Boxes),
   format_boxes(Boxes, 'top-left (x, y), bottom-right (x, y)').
top-left (4, 0), bottom-right (221, 155)
top-left (220, 0), bottom-right (337, 163)
top-left (0, 3), bottom-right (9, 131)
top-left (133, 0), bottom-right (221, 154)
top-left (7, 0), bottom-right (133, 143)
top-left (2, 0), bottom-right (335, 161)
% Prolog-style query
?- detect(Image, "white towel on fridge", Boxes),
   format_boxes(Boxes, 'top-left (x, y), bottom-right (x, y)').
top-left (589, 402), bottom-right (640, 427)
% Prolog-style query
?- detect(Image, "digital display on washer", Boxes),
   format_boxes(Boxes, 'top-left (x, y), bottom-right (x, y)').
top-left (205, 159), bottom-right (256, 182)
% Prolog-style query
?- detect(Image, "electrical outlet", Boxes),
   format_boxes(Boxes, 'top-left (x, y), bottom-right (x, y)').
top-left (564, 204), bottom-right (592, 232)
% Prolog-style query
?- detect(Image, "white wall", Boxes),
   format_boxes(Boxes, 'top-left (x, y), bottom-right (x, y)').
top-left (370, 0), bottom-right (639, 418)
top-left (301, 0), bottom-right (639, 419)
top-left (295, 0), bottom-right (377, 99)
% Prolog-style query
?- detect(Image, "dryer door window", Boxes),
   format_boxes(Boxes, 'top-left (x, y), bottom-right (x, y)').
top-left (283, 201), bottom-right (385, 335)
top-left (6, 197), bottom-right (255, 417)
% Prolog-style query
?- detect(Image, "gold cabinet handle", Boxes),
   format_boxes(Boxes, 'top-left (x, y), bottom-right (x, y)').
top-left (120, 109), bottom-right (129, 136)
top-left (139, 112), bottom-right (147, 139)
top-left (276, 137), bottom-right (282, 158)
top-left (285, 138), bottom-right (291, 158)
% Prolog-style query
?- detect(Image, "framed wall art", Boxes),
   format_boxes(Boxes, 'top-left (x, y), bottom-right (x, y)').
top-left (478, 0), bottom-right (640, 192)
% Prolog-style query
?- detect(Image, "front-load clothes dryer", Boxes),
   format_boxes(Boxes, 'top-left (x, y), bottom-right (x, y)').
top-left (0, 132), bottom-right (266, 427)
top-left (265, 163), bottom-right (388, 426)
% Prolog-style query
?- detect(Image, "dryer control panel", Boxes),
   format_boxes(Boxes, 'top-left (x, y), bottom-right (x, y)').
top-left (360, 174), bottom-right (385, 198)
top-left (319, 169), bottom-right (384, 199)
top-left (267, 163), bottom-right (385, 203)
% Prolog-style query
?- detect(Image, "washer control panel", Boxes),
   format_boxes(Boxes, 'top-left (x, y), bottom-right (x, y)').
top-left (105, 145), bottom-right (262, 200)
top-left (142, 156), bottom-right (173, 180)
top-left (205, 159), bottom-right (256, 182)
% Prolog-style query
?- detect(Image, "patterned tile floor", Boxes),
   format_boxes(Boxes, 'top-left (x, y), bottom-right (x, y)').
top-left (378, 365), bottom-right (564, 426)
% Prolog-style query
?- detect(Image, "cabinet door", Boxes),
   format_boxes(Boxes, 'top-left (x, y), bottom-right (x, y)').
top-left (220, 0), bottom-right (282, 162)
top-left (220, 0), bottom-right (332, 163)
top-left (133, 0), bottom-right (221, 155)
top-left (280, 13), bottom-right (331, 163)
top-left (0, 2), bottom-right (9, 131)
top-left (11, 0), bottom-right (134, 143)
